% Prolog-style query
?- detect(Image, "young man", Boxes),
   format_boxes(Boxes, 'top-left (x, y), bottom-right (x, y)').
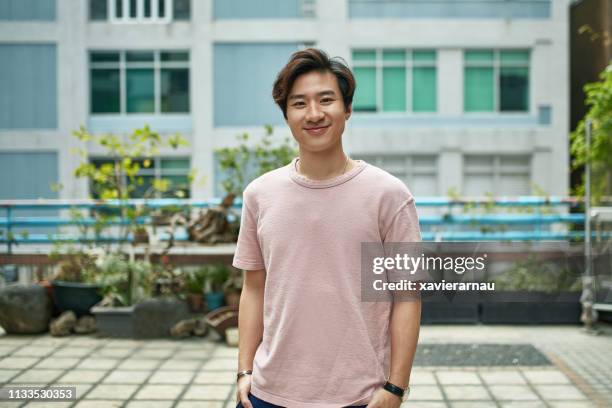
top-left (233, 48), bottom-right (421, 408)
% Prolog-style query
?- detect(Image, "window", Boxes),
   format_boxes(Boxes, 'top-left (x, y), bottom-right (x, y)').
top-left (352, 49), bottom-right (437, 113)
top-left (89, 0), bottom-right (190, 22)
top-left (464, 49), bottom-right (530, 112)
top-left (90, 50), bottom-right (190, 114)
top-left (463, 155), bottom-right (531, 196)
top-left (90, 157), bottom-right (191, 198)
top-left (354, 155), bottom-right (438, 196)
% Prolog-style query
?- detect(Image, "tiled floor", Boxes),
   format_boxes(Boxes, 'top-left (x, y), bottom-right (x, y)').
top-left (0, 324), bottom-right (610, 408)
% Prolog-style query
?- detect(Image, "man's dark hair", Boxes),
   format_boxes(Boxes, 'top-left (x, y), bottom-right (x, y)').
top-left (272, 48), bottom-right (356, 119)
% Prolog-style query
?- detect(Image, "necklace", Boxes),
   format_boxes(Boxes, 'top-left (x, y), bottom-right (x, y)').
top-left (296, 154), bottom-right (351, 178)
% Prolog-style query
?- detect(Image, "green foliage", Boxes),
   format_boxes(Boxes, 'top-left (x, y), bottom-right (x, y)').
top-left (199, 263), bottom-right (230, 293)
top-left (570, 64), bottom-right (612, 204)
top-left (492, 255), bottom-right (582, 293)
top-left (215, 125), bottom-right (297, 196)
top-left (49, 246), bottom-right (99, 283)
top-left (95, 253), bottom-right (156, 307)
top-left (184, 268), bottom-right (207, 294)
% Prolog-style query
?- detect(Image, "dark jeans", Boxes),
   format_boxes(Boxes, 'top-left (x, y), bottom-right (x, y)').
top-left (237, 392), bottom-right (367, 408)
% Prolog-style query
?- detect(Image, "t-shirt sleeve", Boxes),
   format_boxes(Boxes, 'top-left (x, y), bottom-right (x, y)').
top-left (382, 197), bottom-right (421, 244)
top-left (232, 192), bottom-right (265, 271)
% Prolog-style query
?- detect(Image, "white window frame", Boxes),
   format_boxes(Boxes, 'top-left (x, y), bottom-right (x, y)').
top-left (109, 0), bottom-right (173, 24)
top-left (352, 49), bottom-right (437, 113)
top-left (463, 49), bottom-right (531, 113)
top-left (463, 155), bottom-right (531, 196)
top-left (90, 50), bottom-right (190, 115)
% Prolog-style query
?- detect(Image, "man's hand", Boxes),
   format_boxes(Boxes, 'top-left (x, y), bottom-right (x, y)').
top-left (366, 387), bottom-right (402, 408)
top-left (235, 375), bottom-right (253, 408)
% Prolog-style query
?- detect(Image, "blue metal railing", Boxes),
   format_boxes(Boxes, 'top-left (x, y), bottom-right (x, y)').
top-left (0, 197), bottom-right (589, 252)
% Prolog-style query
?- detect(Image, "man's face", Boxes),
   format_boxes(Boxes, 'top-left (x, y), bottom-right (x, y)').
top-left (286, 70), bottom-right (351, 153)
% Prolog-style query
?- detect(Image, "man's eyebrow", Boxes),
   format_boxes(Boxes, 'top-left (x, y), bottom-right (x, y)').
top-left (288, 90), bottom-right (337, 100)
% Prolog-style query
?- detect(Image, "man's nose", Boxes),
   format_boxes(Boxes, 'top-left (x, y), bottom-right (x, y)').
top-left (305, 103), bottom-right (324, 122)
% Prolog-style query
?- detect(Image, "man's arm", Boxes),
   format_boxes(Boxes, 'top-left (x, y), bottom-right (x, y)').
top-left (236, 268), bottom-right (266, 408)
top-left (388, 299), bottom-right (421, 389)
top-left (238, 268), bottom-right (266, 371)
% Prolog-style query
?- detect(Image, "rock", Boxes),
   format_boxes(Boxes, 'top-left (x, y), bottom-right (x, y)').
top-left (133, 298), bottom-right (190, 338)
top-left (74, 315), bottom-right (96, 334)
top-left (170, 318), bottom-right (197, 338)
top-left (0, 284), bottom-right (52, 334)
top-left (50, 311), bottom-right (77, 336)
top-left (193, 318), bottom-right (209, 337)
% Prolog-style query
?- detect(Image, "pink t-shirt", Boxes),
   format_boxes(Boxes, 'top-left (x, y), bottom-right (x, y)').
top-left (233, 158), bottom-right (421, 408)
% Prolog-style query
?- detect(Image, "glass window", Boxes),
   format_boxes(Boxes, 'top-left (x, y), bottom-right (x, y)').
top-left (161, 69), bottom-right (190, 113)
top-left (173, 0), bottom-right (191, 20)
top-left (352, 49), bottom-right (437, 113)
top-left (89, 0), bottom-right (108, 20)
top-left (91, 69), bottom-right (120, 113)
top-left (90, 50), bottom-right (190, 115)
top-left (126, 69), bottom-right (155, 113)
top-left (464, 49), bottom-right (530, 112)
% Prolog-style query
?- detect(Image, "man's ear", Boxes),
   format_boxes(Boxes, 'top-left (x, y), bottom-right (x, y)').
top-left (345, 104), bottom-right (352, 121)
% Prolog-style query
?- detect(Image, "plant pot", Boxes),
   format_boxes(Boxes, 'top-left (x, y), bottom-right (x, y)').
top-left (187, 293), bottom-right (204, 313)
top-left (421, 291), bottom-right (480, 324)
top-left (205, 292), bottom-right (225, 311)
top-left (480, 291), bottom-right (581, 324)
top-left (91, 303), bottom-right (135, 338)
top-left (51, 281), bottom-right (103, 318)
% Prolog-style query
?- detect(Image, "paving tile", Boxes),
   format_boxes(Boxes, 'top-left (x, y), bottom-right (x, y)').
top-left (131, 349), bottom-right (174, 359)
top-left (158, 359), bottom-right (201, 370)
top-left (142, 340), bottom-right (180, 349)
top-left (173, 350), bottom-right (213, 359)
top-left (408, 385), bottom-right (445, 401)
top-left (443, 385), bottom-right (491, 400)
top-left (533, 385), bottom-right (588, 400)
top-left (0, 401), bottom-right (21, 407)
top-left (488, 385), bottom-right (541, 401)
top-left (212, 347), bottom-right (239, 358)
top-left (148, 370), bottom-right (194, 384)
top-left (133, 384), bottom-right (185, 400)
top-left (93, 347), bottom-right (135, 358)
top-left (76, 358), bottom-right (119, 370)
top-left (450, 402), bottom-right (497, 408)
top-left (29, 337), bottom-right (68, 347)
top-left (0, 370), bottom-right (19, 382)
top-left (0, 346), bottom-right (18, 357)
top-left (0, 357), bottom-right (39, 369)
top-left (400, 403), bottom-right (447, 408)
top-left (176, 402), bottom-right (226, 408)
top-left (74, 400), bottom-right (123, 408)
top-left (498, 403), bottom-right (547, 408)
top-left (85, 384), bottom-right (138, 399)
top-left (22, 402), bottom-right (73, 408)
top-left (201, 359), bottom-right (237, 370)
top-left (67, 337), bottom-right (108, 347)
top-left (105, 340), bottom-right (145, 348)
top-left (125, 401), bottom-right (175, 408)
top-left (410, 371), bottom-right (437, 385)
top-left (11, 369), bottom-right (64, 383)
top-left (73, 383), bottom-right (94, 399)
top-left (479, 370), bottom-right (527, 385)
top-left (117, 359), bottom-right (160, 370)
top-left (436, 371), bottom-right (482, 385)
top-left (56, 370), bottom-right (108, 384)
top-left (182, 384), bottom-right (233, 400)
top-left (521, 370), bottom-right (571, 384)
top-left (12, 346), bottom-right (57, 357)
top-left (194, 371), bottom-right (235, 385)
top-left (52, 347), bottom-right (92, 358)
top-left (34, 357), bottom-right (80, 369)
top-left (548, 402), bottom-right (597, 408)
top-left (103, 370), bottom-right (151, 384)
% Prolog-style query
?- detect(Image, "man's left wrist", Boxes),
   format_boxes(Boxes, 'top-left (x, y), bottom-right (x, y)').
top-left (382, 381), bottom-right (410, 402)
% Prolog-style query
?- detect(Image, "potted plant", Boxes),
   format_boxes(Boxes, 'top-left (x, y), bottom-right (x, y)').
top-left (481, 255), bottom-right (582, 324)
top-left (49, 246), bottom-right (103, 317)
top-left (223, 266), bottom-right (243, 308)
top-left (184, 268), bottom-right (207, 312)
top-left (202, 264), bottom-right (230, 311)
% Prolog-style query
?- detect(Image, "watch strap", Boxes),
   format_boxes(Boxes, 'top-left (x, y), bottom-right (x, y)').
top-left (383, 381), bottom-right (405, 399)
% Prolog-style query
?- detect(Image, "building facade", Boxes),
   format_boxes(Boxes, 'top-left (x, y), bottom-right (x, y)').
top-left (0, 0), bottom-right (571, 202)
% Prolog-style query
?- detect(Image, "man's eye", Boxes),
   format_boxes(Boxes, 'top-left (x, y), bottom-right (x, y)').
top-left (321, 98), bottom-right (333, 103)
top-left (292, 102), bottom-right (305, 107)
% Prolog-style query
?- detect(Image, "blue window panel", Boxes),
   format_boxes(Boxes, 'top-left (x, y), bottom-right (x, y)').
top-left (348, 0), bottom-right (550, 19)
top-left (214, 0), bottom-right (300, 19)
top-left (538, 105), bottom-right (552, 126)
top-left (0, 152), bottom-right (59, 233)
top-left (0, 45), bottom-right (57, 129)
top-left (214, 43), bottom-right (299, 127)
top-left (0, 0), bottom-right (55, 20)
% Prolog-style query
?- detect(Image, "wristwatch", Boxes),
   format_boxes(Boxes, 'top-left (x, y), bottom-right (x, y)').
top-left (383, 381), bottom-right (410, 402)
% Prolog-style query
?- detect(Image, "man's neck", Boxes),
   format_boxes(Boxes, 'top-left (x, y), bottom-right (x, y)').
top-left (296, 148), bottom-right (354, 180)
